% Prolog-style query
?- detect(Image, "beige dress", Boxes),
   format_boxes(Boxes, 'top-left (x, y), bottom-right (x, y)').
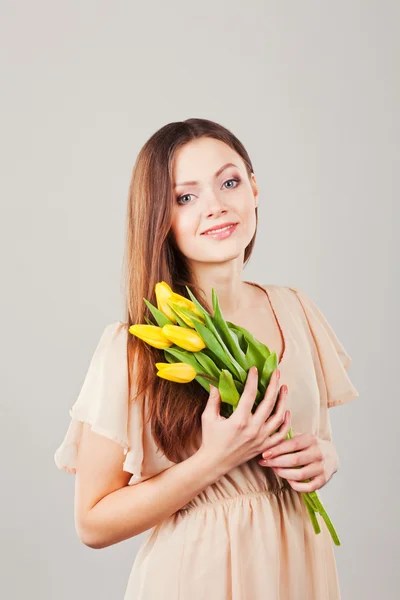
top-left (54, 283), bottom-right (359, 600)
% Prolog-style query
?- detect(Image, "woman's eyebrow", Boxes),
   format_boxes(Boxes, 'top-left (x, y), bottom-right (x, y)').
top-left (173, 162), bottom-right (239, 188)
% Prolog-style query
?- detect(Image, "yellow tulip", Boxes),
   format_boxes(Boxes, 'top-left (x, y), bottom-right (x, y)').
top-left (169, 292), bottom-right (204, 319)
top-left (167, 301), bottom-right (204, 328)
top-left (155, 362), bottom-right (197, 383)
top-left (129, 324), bottom-right (173, 349)
top-left (162, 324), bottom-right (206, 351)
top-left (155, 282), bottom-right (177, 323)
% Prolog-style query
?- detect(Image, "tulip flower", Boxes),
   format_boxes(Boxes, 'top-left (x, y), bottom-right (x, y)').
top-left (155, 281), bottom-right (206, 328)
top-left (169, 291), bottom-right (205, 319)
top-left (155, 362), bottom-right (197, 383)
top-left (155, 282), bottom-right (178, 323)
top-left (167, 300), bottom-right (205, 328)
top-left (162, 324), bottom-right (206, 352)
top-left (129, 324), bottom-right (172, 349)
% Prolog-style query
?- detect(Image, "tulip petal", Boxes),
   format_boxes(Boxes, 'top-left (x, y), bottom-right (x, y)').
top-left (155, 362), bottom-right (197, 383)
top-left (168, 302), bottom-right (205, 328)
top-left (162, 324), bottom-right (206, 352)
top-left (184, 285), bottom-right (212, 318)
top-left (155, 282), bottom-right (178, 323)
top-left (129, 324), bottom-right (173, 349)
top-left (166, 303), bottom-right (192, 328)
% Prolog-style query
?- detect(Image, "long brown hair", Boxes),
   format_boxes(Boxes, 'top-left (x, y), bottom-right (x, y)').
top-left (121, 118), bottom-right (258, 463)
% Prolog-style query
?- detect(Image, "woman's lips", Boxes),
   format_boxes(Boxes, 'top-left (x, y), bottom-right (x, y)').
top-left (201, 223), bottom-right (238, 239)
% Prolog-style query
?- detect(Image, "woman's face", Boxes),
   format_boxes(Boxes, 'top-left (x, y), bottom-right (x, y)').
top-left (170, 137), bottom-right (258, 265)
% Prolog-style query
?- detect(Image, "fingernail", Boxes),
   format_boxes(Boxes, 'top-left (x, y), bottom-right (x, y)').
top-left (262, 450), bottom-right (273, 459)
top-left (253, 366), bottom-right (258, 374)
top-left (276, 370), bottom-right (280, 379)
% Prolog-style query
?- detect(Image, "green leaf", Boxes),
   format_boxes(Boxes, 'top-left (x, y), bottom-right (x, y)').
top-left (144, 316), bottom-right (154, 325)
top-left (219, 370), bottom-right (240, 408)
top-left (170, 303), bottom-right (204, 327)
top-left (193, 350), bottom-right (221, 380)
top-left (211, 287), bottom-right (249, 370)
top-left (244, 343), bottom-right (267, 375)
top-left (184, 286), bottom-right (212, 318)
top-left (163, 353), bottom-right (181, 365)
top-left (143, 298), bottom-right (173, 327)
top-left (186, 287), bottom-right (247, 383)
top-left (163, 347), bottom-right (203, 374)
top-left (227, 321), bottom-right (271, 356)
top-left (191, 318), bottom-right (244, 382)
top-left (202, 348), bottom-right (228, 371)
top-left (260, 352), bottom-right (278, 389)
top-left (166, 304), bottom-right (191, 328)
top-left (232, 378), bottom-right (244, 395)
top-left (229, 328), bottom-right (247, 353)
top-left (195, 375), bottom-right (212, 393)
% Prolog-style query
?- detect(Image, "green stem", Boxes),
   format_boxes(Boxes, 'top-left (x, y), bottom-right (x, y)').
top-left (303, 487), bottom-right (320, 513)
top-left (197, 372), bottom-right (219, 385)
top-left (303, 494), bottom-right (321, 535)
top-left (284, 426), bottom-right (341, 546)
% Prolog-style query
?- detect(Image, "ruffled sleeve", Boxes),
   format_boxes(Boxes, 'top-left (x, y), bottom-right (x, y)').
top-left (290, 288), bottom-right (359, 408)
top-left (54, 321), bottom-right (175, 485)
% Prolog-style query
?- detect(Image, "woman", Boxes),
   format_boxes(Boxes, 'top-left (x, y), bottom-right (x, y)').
top-left (55, 118), bottom-right (359, 599)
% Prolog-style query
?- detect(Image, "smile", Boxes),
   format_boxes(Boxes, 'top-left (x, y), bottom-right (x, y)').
top-left (202, 223), bottom-right (238, 238)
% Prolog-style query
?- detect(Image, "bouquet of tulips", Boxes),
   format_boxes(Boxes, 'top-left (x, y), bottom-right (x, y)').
top-left (129, 281), bottom-right (341, 546)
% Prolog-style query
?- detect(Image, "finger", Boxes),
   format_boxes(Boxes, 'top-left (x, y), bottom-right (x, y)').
top-left (234, 366), bottom-right (261, 418)
top-left (259, 447), bottom-right (315, 468)
top-left (271, 461), bottom-right (321, 481)
top-left (287, 475), bottom-right (325, 493)
top-left (204, 384), bottom-right (221, 417)
top-left (261, 433), bottom-right (312, 460)
top-left (262, 385), bottom-right (289, 433)
top-left (259, 410), bottom-right (291, 452)
top-left (253, 371), bottom-right (285, 428)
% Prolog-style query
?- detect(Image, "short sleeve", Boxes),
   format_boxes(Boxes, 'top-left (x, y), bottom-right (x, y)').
top-left (290, 287), bottom-right (360, 408)
top-left (54, 321), bottom-right (176, 484)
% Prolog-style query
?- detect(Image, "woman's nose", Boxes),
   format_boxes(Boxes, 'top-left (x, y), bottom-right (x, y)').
top-left (203, 195), bottom-right (227, 218)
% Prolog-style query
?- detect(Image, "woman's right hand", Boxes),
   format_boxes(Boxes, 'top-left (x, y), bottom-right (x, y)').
top-left (198, 366), bottom-right (291, 473)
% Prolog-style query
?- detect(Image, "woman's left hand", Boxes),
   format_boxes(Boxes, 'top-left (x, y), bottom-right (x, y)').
top-left (258, 433), bottom-right (339, 493)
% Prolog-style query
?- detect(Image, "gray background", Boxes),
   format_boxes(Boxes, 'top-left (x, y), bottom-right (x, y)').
top-left (1, 1), bottom-right (398, 598)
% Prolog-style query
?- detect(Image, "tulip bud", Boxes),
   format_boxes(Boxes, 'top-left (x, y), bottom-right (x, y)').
top-left (162, 324), bottom-right (206, 352)
top-left (155, 282), bottom-right (177, 323)
top-left (155, 362), bottom-right (197, 383)
top-left (129, 324), bottom-right (173, 349)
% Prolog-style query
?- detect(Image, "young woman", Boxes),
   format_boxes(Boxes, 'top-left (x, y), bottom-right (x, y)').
top-left (55, 118), bottom-right (359, 599)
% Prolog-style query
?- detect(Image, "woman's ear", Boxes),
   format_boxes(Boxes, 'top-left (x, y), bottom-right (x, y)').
top-left (250, 172), bottom-right (259, 207)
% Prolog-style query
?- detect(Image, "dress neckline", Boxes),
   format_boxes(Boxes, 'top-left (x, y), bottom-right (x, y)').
top-left (243, 281), bottom-right (288, 368)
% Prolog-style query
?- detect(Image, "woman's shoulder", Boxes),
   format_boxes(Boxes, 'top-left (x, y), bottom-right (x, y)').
top-left (259, 282), bottom-right (302, 303)
top-left (99, 320), bottom-right (130, 346)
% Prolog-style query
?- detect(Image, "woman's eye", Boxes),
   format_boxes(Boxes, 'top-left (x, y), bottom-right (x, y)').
top-left (176, 193), bottom-right (193, 205)
top-left (223, 177), bottom-right (240, 190)
top-left (176, 178), bottom-right (240, 205)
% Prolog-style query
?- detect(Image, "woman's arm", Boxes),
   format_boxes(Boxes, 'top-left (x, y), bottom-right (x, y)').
top-left (75, 423), bottom-right (225, 549)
